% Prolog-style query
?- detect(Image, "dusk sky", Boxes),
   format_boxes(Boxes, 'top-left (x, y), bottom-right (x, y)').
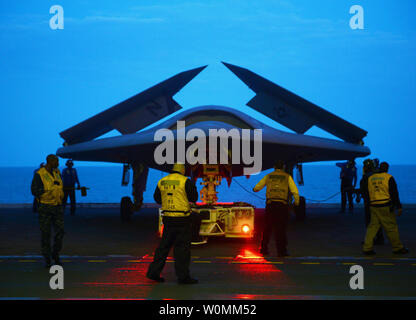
top-left (1, 0), bottom-right (415, 167)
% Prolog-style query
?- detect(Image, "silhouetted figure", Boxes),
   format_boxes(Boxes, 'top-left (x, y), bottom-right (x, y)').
top-left (336, 160), bottom-right (357, 213)
top-left (62, 160), bottom-right (80, 216)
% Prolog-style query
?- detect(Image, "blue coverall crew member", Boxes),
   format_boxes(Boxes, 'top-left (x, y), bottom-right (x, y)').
top-left (362, 162), bottom-right (409, 255)
top-left (359, 159), bottom-right (384, 245)
top-left (62, 160), bottom-right (80, 216)
top-left (336, 160), bottom-right (357, 213)
top-left (31, 154), bottom-right (65, 267)
top-left (146, 163), bottom-right (199, 284)
top-left (253, 160), bottom-right (300, 257)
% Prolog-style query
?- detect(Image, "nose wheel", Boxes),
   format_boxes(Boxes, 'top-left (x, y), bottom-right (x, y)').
top-left (120, 196), bottom-right (133, 221)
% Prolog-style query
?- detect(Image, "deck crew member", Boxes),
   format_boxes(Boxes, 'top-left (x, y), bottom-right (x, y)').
top-left (359, 159), bottom-right (384, 245)
top-left (362, 162), bottom-right (409, 255)
top-left (147, 163), bottom-right (199, 284)
top-left (62, 160), bottom-right (80, 216)
top-left (253, 160), bottom-right (300, 257)
top-left (336, 160), bottom-right (357, 213)
top-left (31, 154), bottom-right (65, 267)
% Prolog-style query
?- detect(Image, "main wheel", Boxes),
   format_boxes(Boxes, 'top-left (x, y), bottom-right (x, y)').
top-left (120, 196), bottom-right (133, 221)
top-left (295, 196), bottom-right (306, 221)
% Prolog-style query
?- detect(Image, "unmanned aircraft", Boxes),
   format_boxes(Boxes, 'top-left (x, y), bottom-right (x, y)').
top-left (57, 62), bottom-right (370, 229)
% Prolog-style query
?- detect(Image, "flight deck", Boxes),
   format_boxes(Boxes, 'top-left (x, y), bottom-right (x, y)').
top-left (1, 205), bottom-right (415, 299)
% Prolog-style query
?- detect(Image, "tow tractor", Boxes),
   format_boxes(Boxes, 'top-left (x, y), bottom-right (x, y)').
top-left (158, 164), bottom-right (255, 241)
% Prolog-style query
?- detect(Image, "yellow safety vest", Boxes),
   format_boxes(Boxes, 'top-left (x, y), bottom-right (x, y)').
top-left (158, 173), bottom-right (191, 217)
top-left (37, 167), bottom-right (64, 206)
top-left (266, 171), bottom-right (290, 204)
top-left (368, 172), bottom-right (392, 206)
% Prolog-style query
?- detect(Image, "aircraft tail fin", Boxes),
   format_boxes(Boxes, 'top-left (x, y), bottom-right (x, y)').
top-left (222, 62), bottom-right (367, 144)
top-left (60, 65), bottom-right (207, 145)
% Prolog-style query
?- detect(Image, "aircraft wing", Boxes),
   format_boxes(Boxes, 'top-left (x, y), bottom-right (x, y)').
top-left (57, 106), bottom-right (370, 176)
top-left (222, 62), bottom-right (367, 144)
top-left (60, 65), bottom-right (207, 145)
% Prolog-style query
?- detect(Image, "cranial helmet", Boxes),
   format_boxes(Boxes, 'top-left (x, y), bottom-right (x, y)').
top-left (363, 159), bottom-right (374, 169)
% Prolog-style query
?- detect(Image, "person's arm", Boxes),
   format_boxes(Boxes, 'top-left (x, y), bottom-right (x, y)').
top-left (336, 162), bottom-right (346, 168)
top-left (288, 175), bottom-right (300, 206)
top-left (185, 179), bottom-right (198, 203)
top-left (389, 177), bottom-right (402, 210)
top-left (253, 175), bottom-right (267, 192)
top-left (31, 173), bottom-right (44, 198)
top-left (153, 185), bottom-right (162, 205)
top-left (74, 169), bottom-right (80, 187)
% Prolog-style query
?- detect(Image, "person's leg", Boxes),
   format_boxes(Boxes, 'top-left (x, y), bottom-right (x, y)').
top-left (261, 203), bottom-right (273, 253)
top-left (374, 227), bottom-right (385, 244)
top-left (38, 204), bottom-right (52, 262)
top-left (51, 206), bottom-right (65, 261)
top-left (275, 203), bottom-right (289, 255)
top-left (340, 183), bottom-right (346, 212)
top-left (365, 203), bottom-right (383, 244)
top-left (69, 189), bottom-right (76, 215)
top-left (377, 206), bottom-right (404, 252)
top-left (347, 184), bottom-right (354, 211)
top-left (173, 222), bottom-right (192, 281)
top-left (364, 204), bottom-right (371, 228)
top-left (190, 212), bottom-right (203, 243)
top-left (147, 221), bottom-right (176, 278)
top-left (62, 190), bottom-right (69, 213)
top-left (363, 207), bottom-right (382, 252)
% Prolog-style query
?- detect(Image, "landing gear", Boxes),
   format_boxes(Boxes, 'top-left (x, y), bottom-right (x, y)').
top-left (120, 196), bottom-right (133, 221)
top-left (119, 163), bottom-right (149, 221)
top-left (295, 196), bottom-right (306, 221)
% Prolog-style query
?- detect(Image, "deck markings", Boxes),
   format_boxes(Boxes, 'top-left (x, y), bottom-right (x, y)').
top-left (3, 255), bottom-right (416, 266)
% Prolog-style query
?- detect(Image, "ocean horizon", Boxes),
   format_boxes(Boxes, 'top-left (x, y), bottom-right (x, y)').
top-left (1, 165), bottom-right (415, 207)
